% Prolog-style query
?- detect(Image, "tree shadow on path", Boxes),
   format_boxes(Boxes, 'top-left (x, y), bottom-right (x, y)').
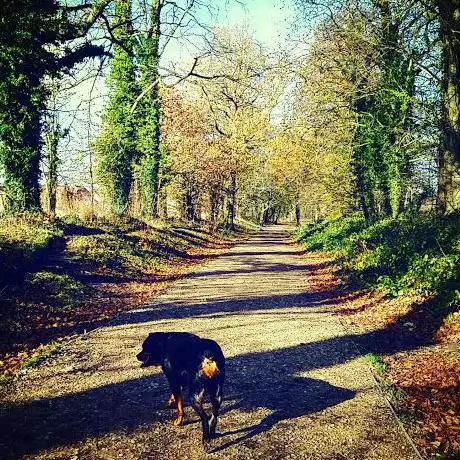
top-left (1, 339), bottom-right (357, 459)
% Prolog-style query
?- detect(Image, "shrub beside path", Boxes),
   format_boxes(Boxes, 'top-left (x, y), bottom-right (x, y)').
top-left (1, 226), bottom-right (419, 459)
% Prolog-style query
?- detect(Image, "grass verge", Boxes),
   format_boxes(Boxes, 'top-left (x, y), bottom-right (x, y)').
top-left (296, 214), bottom-right (460, 459)
top-left (0, 214), bottom-right (245, 378)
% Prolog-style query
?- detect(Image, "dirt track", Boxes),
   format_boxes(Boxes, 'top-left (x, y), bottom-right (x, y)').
top-left (1, 226), bottom-right (419, 459)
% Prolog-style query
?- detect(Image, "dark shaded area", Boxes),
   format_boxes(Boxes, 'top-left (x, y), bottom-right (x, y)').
top-left (0, 340), bottom-right (356, 459)
top-left (61, 223), bottom-right (106, 236)
top-left (220, 250), bottom-right (308, 257)
top-left (110, 289), bottom-right (362, 326)
top-left (214, 378), bottom-right (354, 453)
top-left (181, 263), bottom-right (322, 280)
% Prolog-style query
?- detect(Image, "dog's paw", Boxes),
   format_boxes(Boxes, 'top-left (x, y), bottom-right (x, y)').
top-left (202, 438), bottom-right (212, 453)
top-left (173, 415), bottom-right (184, 426)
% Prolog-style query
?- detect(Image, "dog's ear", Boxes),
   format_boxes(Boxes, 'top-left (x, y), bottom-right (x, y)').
top-left (148, 332), bottom-right (165, 338)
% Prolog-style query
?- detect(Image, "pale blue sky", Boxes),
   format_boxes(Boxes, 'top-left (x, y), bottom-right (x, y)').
top-left (217, 0), bottom-right (294, 45)
top-left (161, 0), bottom-right (296, 72)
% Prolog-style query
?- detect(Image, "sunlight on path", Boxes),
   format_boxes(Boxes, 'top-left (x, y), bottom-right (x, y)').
top-left (1, 226), bottom-right (418, 459)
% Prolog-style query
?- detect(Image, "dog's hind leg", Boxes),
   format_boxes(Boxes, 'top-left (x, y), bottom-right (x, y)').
top-left (191, 387), bottom-right (210, 444)
top-left (172, 391), bottom-right (184, 426)
top-left (209, 383), bottom-right (223, 439)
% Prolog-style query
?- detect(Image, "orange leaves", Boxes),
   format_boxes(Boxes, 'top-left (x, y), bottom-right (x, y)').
top-left (384, 349), bottom-right (460, 457)
top-left (314, 247), bottom-right (460, 458)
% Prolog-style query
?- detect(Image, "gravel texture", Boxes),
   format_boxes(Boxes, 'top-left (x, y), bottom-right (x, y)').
top-left (1, 226), bottom-right (419, 459)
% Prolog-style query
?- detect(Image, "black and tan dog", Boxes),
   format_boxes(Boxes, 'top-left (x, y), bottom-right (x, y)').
top-left (137, 332), bottom-right (225, 445)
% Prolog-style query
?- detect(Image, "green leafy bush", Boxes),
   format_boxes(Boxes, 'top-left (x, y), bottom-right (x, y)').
top-left (297, 212), bottom-right (460, 310)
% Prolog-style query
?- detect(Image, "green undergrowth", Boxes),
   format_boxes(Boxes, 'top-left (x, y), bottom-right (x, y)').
top-left (1, 214), bottom-right (237, 317)
top-left (22, 341), bottom-right (61, 370)
top-left (365, 353), bottom-right (387, 375)
top-left (0, 213), bottom-right (63, 286)
top-left (24, 271), bottom-right (86, 309)
top-left (64, 217), bottom-right (232, 275)
top-left (296, 212), bottom-right (460, 313)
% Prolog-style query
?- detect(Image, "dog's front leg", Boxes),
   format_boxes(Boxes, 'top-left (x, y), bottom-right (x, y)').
top-left (164, 368), bottom-right (184, 426)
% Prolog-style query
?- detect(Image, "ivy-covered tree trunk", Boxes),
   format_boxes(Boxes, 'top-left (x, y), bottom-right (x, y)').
top-left (351, 0), bottom-right (416, 219)
top-left (352, 83), bottom-right (375, 220)
top-left (373, 0), bottom-right (413, 218)
top-left (1, 97), bottom-right (42, 212)
top-left (0, 9), bottom-right (44, 213)
top-left (95, 0), bottom-right (137, 215)
top-left (437, 0), bottom-right (460, 213)
top-left (0, 0), bottom-right (107, 213)
top-left (136, 0), bottom-right (162, 217)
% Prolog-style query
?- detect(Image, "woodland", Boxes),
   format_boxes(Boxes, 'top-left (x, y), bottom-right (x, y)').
top-left (1, 0), bottom-right (460, 458)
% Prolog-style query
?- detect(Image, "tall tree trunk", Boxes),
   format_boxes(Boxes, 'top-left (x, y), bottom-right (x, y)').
top-left (295, 203), bottom-right (301, 226)
top-left (352, 89), bottom-right (373, 220)
top-left (185, 190), bottom-right (195, 221)
top-left (226, 173), bottom-right (237, 230)
top-left (159, 188), bottom-right (168, 219)
top-left (137, 0), bottom-right (162, 217)
top-left (44, 125), bottom-right (59, 218)
top-left (438, 0), bottom-right (460, 212)
top-left (210, 187), bottom-right (220, 230)
top-left (2, 83), bottom-right (42, 212)
top-left (95, 0), bottom-right (136, 216)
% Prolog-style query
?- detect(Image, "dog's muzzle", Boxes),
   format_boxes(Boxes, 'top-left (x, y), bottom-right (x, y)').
top-left (137, 351), bottom-right (150, 367)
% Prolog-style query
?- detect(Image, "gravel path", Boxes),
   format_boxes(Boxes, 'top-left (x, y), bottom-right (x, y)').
top-left (1, 226), bottom-right (419, 459)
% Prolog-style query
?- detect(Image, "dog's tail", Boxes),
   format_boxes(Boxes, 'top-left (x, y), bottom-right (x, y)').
top-left (200, 352), bottom-right (220, 379)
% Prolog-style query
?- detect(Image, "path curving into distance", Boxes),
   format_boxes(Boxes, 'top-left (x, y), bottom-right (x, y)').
top-left (1, 226), bottom-right (419, 459)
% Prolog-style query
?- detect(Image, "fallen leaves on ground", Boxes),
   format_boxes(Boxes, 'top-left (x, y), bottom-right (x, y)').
top-left (385, 347), bottom-right (460, 457)
top-left (0, 225), bottom-right (240, 380)
top-left (302, 251), bottom-right (460, 459)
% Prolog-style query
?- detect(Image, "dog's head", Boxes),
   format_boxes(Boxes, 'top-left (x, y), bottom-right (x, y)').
top-left (137, 332), bottom-right (166, 368)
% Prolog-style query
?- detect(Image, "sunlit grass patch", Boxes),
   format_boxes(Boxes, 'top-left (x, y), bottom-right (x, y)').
top-left (365, 352), bottom-right (387, 375)
top-left (297, 213), bottom-right (460, 319)
top-left (0, 213), bottom-right (63, 285)
top-left (22, 341), bottom-right (61, 370)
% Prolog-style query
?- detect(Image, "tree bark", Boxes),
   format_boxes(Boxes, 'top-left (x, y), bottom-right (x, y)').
top-left (295, 203), bottom-right (301, 226)
top-left (353, 89), bottom-right (373, 220)
top-left (226, 173), bottom-right (237, 230)
top-left (45, 124), bottom-right (60, 218)
top-left (437, 0), bottom-right (460, 213)
top-left (137, 0), bottom-right (162, 217)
